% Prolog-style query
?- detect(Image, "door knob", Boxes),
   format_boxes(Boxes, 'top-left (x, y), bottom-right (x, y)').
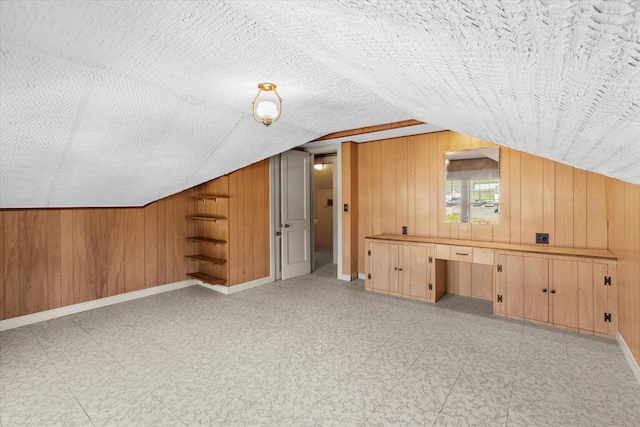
top-left (284, 224), bottom-right (290, 228)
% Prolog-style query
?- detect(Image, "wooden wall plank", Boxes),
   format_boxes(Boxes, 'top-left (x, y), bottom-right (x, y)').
top-left (428, 133), bottom-right (439, 237)
top-left (371, 141), bottom-right (382, 236)
top-left (164, 196), bottom-right (175, 283)
top-left (395, 137), bottom-right (408, 234)
top-left (509, 151), bottom-right (521, 244)
top-left (414, 135), bottom-right (429, 236)
top-left (60, 211), bottom-right (74, 307)
top-left (156, 199), bottom-right (167, 285)
top-left (253, 161), bottom-right (269, 279)
top-left (95, 210), bottom-right (108, 299)
top-left (555, 163), bottom-right (574, 247)
top-left (18, 211), bottom-right (48, 314)
top-left (173, 192), bottom-right (188, 282)
top-left (586, 172), bottom-right (607, 249)
top-left (381, 140), bottom-right (396, 234)
top-left (46, 210), bottom-right (61, 310)
top-left (520, 153), bottom-right (543, 245)
top-left (543, 159), bottom-right (555, 246)
top-left (228, 171), bottom-right (239, 285)
top-left (144, 203), bottom-right (158, 288)
top-left (406, 136), bottom-right (416, 236)
top-left (631, 184), bottom-right (640, 361)
top-left (357, 143), bottom-right (368, 272)
top-left (493, 148), bottom-right (510, 243)
top-left (243, 166), bottom-right (254, 282)
top-left (0, 212), bottom-right (4, 319)
top-left (573, 169), bottom-right (587, 249)
top-left (73, 210), bottom-right (97, 304)
top-left (106, 209), bottom-right (125, 296)
top-left (471, 263), bottom-right (493, 300)
top-left (125, 208), bottom-right (145, 292)
top-left (3, 211), bottom-right (20, 318)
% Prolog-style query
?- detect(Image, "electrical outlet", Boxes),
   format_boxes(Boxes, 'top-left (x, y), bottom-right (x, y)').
top-left (536, 233), bottom-right (549, 244)
top-left (402, 226), bottom-right (408, 235)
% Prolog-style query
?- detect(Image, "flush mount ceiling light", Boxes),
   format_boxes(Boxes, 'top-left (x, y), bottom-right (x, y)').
top-left (252, 83), bottom-right (282, 127)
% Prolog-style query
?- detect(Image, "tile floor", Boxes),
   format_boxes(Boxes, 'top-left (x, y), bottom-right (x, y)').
top-left (1, 250), bottom-right (639, 426)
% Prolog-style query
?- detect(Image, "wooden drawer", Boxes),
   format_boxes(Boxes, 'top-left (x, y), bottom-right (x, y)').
top-left (450, 246), bottom-right (473, 262)
top-left (473, 248), bottom-right (495, 265)
top-left (436, 244), bottom-right (450, 260)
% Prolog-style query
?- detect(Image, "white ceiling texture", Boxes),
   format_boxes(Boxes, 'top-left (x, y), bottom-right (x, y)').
top-left (1, 1), bottom-right (638, 208)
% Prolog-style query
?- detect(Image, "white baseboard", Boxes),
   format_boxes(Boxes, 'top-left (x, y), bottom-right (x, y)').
top-left (0, 276), bottom-right (277, 331)
top-left (358, 272), bottom-right (365, 280)
top-left (617, 331), bottom-right (640, 386)
top-left (0, 280), bottom-right (199, 332)
top-left (198, 275), bottom-right (274, 295)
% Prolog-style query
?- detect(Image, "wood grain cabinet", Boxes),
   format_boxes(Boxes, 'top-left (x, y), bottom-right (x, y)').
top-left (365, 240), bottom-right (436, 302)
top-left (364, 235), bottom-right (616, 339)
top-left (495, 252), bottom-right (617, 337)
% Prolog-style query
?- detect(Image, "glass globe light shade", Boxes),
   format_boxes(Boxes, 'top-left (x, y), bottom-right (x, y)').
top-left (256, 101), bottom-right (279, 120)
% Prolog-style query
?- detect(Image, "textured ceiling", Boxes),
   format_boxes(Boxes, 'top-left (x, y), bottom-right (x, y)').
top-left (1, 0), bottom-right (638, 208)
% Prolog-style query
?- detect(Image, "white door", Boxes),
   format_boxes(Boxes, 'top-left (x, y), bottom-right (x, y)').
top-left (281, 150), bottom-right (312, 279)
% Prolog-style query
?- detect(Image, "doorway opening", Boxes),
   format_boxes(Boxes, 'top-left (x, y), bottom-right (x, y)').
top-left (313, 153), bottom-right (337, 277)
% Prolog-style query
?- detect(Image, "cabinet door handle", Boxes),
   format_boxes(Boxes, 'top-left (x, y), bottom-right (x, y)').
top-left (394, 267), bottom-right (398, 270)
top-left (455, 252), bottom-right (468, 256)
top-left (398, 268), bottom-right (403, 271)
top-left (542, 289), bottom-right (547, 293)
top-left (550, 290), bottom-right (556, 294)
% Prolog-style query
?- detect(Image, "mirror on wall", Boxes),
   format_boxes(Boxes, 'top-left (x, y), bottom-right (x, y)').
top-left (445, 147), bottom-right (500, 224)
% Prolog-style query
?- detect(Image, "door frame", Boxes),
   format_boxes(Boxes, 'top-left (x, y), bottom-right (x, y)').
top-left (305, 143), bottom-right (350, 281)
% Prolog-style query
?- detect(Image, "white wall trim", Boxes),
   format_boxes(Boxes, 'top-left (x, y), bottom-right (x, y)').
top-left (198, 275), bottom-right (274, 295)
top-left (305, 142), bottom-right (350, 281)
top-left (617, 331), bottom-right (640, 386)
top-left (0, 279), bottom-right (198, 331)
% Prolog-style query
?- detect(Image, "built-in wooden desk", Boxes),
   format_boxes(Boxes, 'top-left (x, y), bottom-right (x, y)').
top-left (364, 235), bottom-right (617, 338)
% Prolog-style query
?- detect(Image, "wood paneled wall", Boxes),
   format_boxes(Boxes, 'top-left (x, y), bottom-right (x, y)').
top-left (227, 159), bottom-right (270, 286)
top-left (356, 131), bottom-right (609, 272)
top-left (1, 159), bottom-right (272, 320)
top-left (607, 178), bottom-right (640, 365)
top-left (0, 191), bottom-right (189, 320)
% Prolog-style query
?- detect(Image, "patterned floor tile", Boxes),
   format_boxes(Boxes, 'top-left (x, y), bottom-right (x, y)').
top-left (1, 255), bottom-right (637, 426)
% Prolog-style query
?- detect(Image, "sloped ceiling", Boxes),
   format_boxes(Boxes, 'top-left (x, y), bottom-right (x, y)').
top-left (1, 0), bottom-right (638, 208)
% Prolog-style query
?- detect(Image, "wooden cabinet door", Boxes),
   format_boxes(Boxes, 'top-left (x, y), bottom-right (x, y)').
top-left (400, 244), bottom-right (429, 300)
top-left (550, 258), bottom-right (579, 328)
top-left (504, 254), bottom-right (524, 318)
top-left (495, 253), bottom-right (524, 318)
top-left (578, 261), bottom-right (595, 332)
top-left (369, 242), bottom-right (398, 293)
top-left (523, 256), bottom-right (549, 323)
top-left (593, 262), bottom-right (617, 337)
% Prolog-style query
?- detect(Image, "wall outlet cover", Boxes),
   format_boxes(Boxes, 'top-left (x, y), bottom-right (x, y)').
top-left (536, 233), bottom-right (549, 244)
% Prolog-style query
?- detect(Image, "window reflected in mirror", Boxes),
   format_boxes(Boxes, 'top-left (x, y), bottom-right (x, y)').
top-left (445, 147), bottom-right (500, 224)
